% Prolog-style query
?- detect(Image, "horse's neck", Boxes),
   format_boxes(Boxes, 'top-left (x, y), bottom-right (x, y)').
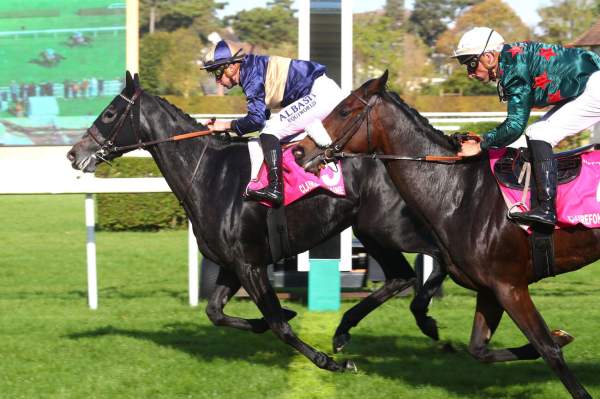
top-left (384, 119), bottom-right (501, 229)
top-left (137, 96), bottom-right (232, 207)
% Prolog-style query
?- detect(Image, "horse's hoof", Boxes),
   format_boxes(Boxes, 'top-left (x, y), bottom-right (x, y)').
top-left (333, 332), bottom-right (351, 353)
top-left (551, 329), bottom-right (575, 346)
top-left (342, 360), bottom-right (357, 373)
top-left (439, 342), bottom-right (456, 353)
top-left (417, 316), bottom-right (440, 341)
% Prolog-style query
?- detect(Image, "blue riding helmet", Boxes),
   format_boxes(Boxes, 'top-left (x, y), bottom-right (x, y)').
top-left (201, 40), bottom-right (245, 71)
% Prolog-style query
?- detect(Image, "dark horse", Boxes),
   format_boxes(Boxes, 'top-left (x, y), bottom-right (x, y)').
top-left (67, 72), bottom-right (446, 370)
top-left (294, 71), bottom-right (600, 397)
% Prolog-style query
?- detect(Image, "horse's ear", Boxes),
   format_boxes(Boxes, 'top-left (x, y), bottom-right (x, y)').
top-left (133, 73), bottom-right (140, 89)
top-left (125, 70), bottom-right (134, 96)
top-left (378, 70), bottom-right (389, 91)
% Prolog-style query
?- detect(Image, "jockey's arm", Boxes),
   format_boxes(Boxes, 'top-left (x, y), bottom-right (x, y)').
top-left (481, 72), bottom-right (532, 150)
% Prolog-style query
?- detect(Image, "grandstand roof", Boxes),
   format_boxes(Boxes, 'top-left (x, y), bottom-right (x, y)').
top-left (572, 19), bottom-right (600, 47)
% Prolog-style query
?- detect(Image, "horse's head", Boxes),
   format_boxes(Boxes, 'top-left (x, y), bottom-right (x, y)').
top-left (293, 71), bottom-right (389, 173)
top-left (67, 71), bottom-right (142, 172)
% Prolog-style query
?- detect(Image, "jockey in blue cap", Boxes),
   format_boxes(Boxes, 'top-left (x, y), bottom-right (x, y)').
top-left (201, 40), bottom-right (345, 207)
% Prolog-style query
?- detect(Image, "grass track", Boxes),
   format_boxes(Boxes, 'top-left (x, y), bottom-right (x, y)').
top-left (1, 195), bottom-right (600, 398)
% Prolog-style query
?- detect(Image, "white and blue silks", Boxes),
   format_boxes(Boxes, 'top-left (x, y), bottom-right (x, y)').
top-left (231, 54), bottom-right (346, 141)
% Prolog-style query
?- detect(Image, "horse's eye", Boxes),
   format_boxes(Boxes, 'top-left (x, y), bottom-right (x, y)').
top-left (339, 109), bottom-right (351, 117)
top-left (101, 105), bottom-right (118, 124)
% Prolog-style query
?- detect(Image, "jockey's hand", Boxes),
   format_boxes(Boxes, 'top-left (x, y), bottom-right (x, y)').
top-left (452, 131), bottom-right (482, 157)
top-left (457, 140), bottom-right (482, 157)
top-left (207, 119), bottom-right (231, 132)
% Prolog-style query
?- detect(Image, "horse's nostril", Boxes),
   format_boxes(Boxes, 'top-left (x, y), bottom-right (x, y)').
top-left (67, 150), bottom-right (75, 162)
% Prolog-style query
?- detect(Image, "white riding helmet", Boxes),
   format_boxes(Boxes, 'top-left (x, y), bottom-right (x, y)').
top-left (452, 27), bottom-right (505, 58)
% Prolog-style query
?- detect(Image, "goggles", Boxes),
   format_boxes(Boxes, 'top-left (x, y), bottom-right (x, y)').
top-left (209, 64), bottom-right (228, 80)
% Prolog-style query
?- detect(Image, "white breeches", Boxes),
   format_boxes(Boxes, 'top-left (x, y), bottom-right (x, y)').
top-left (526, 70), bottom-right (600, 146)
top-left (260, 74), bottom-right (347, 141)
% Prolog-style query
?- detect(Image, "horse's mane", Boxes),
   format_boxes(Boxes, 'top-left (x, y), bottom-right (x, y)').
top-left (382, 89), bottom-right (458, 150)
top-left (151, 95), bottom-right (250, 146)
top-left (153, 95), bottom-right (205, 129)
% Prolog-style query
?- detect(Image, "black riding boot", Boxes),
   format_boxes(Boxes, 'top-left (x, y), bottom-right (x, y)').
top-left (245, 134), bottom-right (284, 207)
top-left (510, 140), bottom-right (557, 227)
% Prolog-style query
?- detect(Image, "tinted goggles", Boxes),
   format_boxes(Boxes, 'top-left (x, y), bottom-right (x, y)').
top-left (209, 64), bottom-right (227, 80)
top-left (458, 55), bottom-right (480, 74)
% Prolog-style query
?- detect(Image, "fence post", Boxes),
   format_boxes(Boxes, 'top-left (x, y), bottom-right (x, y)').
top-left (85, 193), bottom-right (98, 310)
top-left (188, 220), bottom-right (198, 307)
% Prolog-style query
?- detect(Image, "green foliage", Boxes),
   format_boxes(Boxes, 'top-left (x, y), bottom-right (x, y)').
top-left (139, 0), bottom-right (223, 38)
top-left (537, 0), bottom-right (600, 44)
top-left (95, 158), bottom-right (187, 231)
top-left (436, 0), bottom-right (532, 55)
top-left (354, 14), bottom-right (432, 93)
top-left (226, 2), bottom-right (297, 49)
top-left (409, 0), bottom-right (483, 47)
top-left (420, 68), bottom-right (498, 96)
top-left (139, 29), bottom-right (202, 97)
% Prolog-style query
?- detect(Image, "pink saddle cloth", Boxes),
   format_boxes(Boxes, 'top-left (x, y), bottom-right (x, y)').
top-left (490, 148), bottom-right (600, 229)
top-left (247, 147), bottom-right (346, 207)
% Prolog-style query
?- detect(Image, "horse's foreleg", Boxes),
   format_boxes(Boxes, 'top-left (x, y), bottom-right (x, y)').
top-left (469, 290), bottom-right (574, 362)
top-left (333, 243), bottom-right (418, 353)
top-left (410, 259), bottom-right (446, 341)
top-left (495, 285), bottom-right (591, 399)
top-left (333, 274), bottom-right (415, 353)
top-left (205, 267), bottom-right (296, 333)
top-left (237, 264), bottom-right (355, 372)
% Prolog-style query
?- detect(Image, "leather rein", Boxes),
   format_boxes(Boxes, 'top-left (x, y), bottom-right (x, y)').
top-left (317, 91), bottom-right (463, 165)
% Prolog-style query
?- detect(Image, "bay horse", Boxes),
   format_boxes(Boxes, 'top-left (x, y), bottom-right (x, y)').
top-left (294, 71), bottom-right (600, 398)
top-left (67, 71), bottom-right (447, 371)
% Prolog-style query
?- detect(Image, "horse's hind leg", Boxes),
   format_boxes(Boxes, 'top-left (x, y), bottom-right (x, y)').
top-left (495, 285), bottom-right (590, 399)
top-left (468, 290), bottom-right (573, 363)
top-left (333, 246), bottom-right (416, 353)
top-left (206, 266), bottom-right (296, 333)
top-left (237, 263), bottom-right (354, 372)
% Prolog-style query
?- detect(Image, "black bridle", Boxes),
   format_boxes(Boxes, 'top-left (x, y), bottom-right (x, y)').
top-left (87, 89), bottom-right (143, 162)
top-left (88, 88), bottom-right (214, 162)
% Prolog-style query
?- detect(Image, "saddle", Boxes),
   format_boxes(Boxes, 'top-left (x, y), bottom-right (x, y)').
top-left (493, 144), bottom-right (600, 190)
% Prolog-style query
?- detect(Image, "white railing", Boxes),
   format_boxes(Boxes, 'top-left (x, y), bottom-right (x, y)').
top-left (0, 146), bottom-right (198, 310)
top-left (0, 26), bottom-right (125, 38)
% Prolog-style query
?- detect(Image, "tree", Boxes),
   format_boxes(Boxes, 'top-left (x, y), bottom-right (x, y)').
top-left (435, 0), bottom-right (532, 55)
top-left (385, 0), bottom-right (405, 27)
top-left (139, 0), bottom-right (223, 38)
top-left (226, 2), bottom-right (297, 49)
top-left (139, 29), bottom-right (202, 97)
top-left (354, 13), bottom-right (433, 93)
top-left (537, 0), bottom-right (600, 44)
top-left (409, 0), bottom-right (483, 47)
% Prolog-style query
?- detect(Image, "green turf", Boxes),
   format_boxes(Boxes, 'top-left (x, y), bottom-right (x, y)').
top-left (1, 194), bottom-right (600, 398)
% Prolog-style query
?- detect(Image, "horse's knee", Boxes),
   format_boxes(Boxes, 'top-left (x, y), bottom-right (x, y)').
top-left (205, 303), bottom-right (224, 326)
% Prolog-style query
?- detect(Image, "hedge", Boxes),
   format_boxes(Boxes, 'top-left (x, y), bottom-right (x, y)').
top-left (167, 94), bottom-right (509, 114)
top-left (95, 158), bottom-right (187, 231)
